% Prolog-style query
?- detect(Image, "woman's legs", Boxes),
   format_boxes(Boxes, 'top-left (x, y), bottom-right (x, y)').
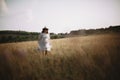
top-left (45, 50), bottom-right (51, 55)
top-left (45, 50), bottom-right (48, 55)
top-left (39, 50), bottom-right (50, 55)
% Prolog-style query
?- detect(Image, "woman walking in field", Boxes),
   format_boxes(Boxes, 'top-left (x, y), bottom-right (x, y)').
top-left (38, 27), bottom-right (51, 55)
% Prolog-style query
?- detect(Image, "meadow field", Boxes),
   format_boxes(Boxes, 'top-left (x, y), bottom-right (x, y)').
top-left (0, 34), bottom-right (120, 80)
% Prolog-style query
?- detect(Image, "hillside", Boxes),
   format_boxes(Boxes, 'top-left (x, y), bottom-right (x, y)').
top-left (69, 25), bottom-right (120, 35)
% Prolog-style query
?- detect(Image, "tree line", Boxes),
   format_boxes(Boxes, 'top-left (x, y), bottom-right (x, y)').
top-left (0, 25), bottom-right (120, 43)
top-left (0, 30), bottom-right (66, 43)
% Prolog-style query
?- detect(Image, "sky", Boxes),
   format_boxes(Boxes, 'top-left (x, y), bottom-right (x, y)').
top-left (0, 0), bottom-right (120, 33)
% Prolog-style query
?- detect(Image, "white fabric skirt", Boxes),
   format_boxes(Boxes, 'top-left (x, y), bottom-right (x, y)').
top-left (38, 42), bottom-right (51, 51)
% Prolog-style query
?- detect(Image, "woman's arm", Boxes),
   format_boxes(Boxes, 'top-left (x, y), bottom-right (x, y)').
top-left (38, 34), bottom-right (42, 43)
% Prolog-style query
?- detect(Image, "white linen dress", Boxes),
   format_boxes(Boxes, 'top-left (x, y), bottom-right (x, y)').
top-left (38, 33), bottom-right (51, 51)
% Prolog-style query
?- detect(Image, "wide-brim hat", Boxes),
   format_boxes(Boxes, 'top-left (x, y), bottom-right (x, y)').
top-left (43, 27), bottom-right (48, 31)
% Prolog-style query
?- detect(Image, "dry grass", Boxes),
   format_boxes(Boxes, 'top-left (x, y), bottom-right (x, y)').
top-left (0, 34), bottom-right (120, 80)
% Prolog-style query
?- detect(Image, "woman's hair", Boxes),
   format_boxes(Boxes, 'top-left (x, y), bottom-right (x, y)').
top-left (42, 27), bottom-right (48, 33)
